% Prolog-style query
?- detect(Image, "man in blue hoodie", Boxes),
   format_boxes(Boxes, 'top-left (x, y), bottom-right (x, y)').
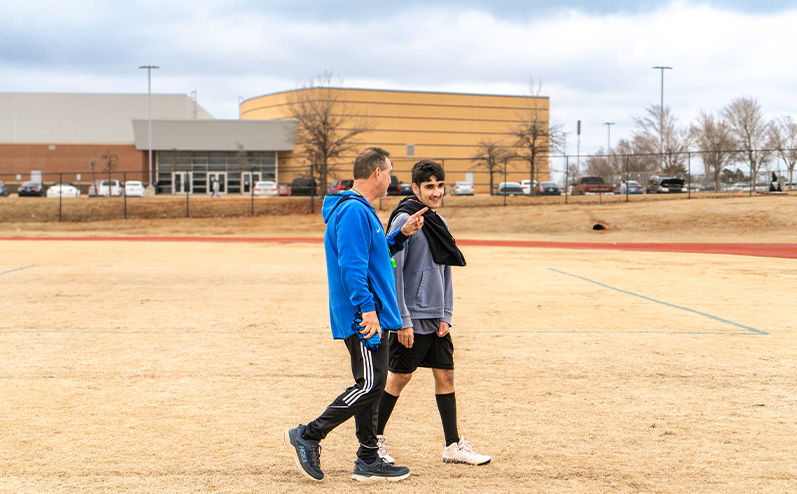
top-left (284, 147), bottom-right (427, 483)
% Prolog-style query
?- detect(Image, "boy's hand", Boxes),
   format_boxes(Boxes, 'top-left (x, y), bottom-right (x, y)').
top-left (400, 208), bottom-right (428, 236)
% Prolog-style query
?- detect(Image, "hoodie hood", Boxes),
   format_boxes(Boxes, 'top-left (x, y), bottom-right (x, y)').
top-left (322, 191), bottom-right (371, 224)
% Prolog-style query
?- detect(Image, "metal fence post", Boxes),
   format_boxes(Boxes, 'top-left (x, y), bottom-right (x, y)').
top-left (123, 171), bottom-right (128, 219)
top-left (687, 153), bottom-right (691, 199)
top-left (58, 172), bottom-right (63, 222)
top-left (625, 155), bottom-right (630, 202)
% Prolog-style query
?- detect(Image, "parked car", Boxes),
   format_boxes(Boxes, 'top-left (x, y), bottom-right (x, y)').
top-left (46, 182), bottom-right (81, 198)
top-left (328, 179), bottom-right (354, 194)
top-left (253, 180), bottom-right (279, 197)
top-left (124, 180), bottom-right (147, 197)
top-left (496, 182), bottom-right (523, 196)
top-left (521, 180), bottom-right (538, 195)
top-left (289, 177), bottom-right (319, 196)
top-left (17, 181), bottom-right (45, 197)
top-left (728, 182), bottom-right (750, 192)
top-left (537, 181), bottom-right (562, 196)
top-left (646, 176), bottom-right (686, 194)
top-left (615, 180), bottom-right (644, 195)
top-left (386, 174), bottom-right (402, 196)
top-left (88, 180), bottom-right (103, 197)
top-left (97, 179), bottom-right (123, 197)
top-left (0, 181), bottom-right (9, 197)
top-left (451, 182), bottom-right (474, 196)
top-left (279, 185), bottom-right (290, 196)
top-left (399, 182), bottom-right (414, 195)
top-left (572, 176), bottom-right (614, 195)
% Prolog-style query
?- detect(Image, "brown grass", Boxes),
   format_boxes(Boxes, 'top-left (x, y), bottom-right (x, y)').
top-left (0, 194), bottom-right (795, 493)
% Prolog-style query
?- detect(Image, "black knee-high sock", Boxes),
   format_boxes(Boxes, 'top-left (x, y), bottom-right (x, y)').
top-left (377, 392), bottom-right (399, 435)
top-left (436, 392), bottom-right (459, 446)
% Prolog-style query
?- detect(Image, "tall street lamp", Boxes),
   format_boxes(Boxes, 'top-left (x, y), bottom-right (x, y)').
top-left (603, 122), bottom-right (615, 154)
top-left (652, 66), bottom-right (672, 170)
top-left (139, 65), bottom-right (160, 187)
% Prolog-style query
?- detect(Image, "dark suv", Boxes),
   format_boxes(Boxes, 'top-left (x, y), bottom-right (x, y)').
top-left (647, 176), bottom-right (686, 194)
top-left (289, 177), bottom-right (319, 196)
top-left (386, 174), bottom-right (402, 196)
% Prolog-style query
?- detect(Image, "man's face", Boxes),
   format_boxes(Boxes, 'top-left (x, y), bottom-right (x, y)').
top-left (376, 158), bottom-right (393, 197)
top-left (412, 176), bottom-right (445, 209)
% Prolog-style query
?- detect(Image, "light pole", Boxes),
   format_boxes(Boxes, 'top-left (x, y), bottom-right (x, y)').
top-left (652, 66), bottom-right (672, 170)
top-left (604, 122), bottom-right (615, 183)
top-left (139, 65), bottom-right (159, 187)
top-left (603, 122), bottom-right (615, 154)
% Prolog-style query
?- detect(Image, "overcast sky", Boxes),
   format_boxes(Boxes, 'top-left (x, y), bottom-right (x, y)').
top-left (2, 0), bottom-right (796, 167)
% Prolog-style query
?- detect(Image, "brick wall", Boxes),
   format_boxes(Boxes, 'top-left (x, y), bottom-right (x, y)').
top-left (0, 144), bottom-right (147, 184)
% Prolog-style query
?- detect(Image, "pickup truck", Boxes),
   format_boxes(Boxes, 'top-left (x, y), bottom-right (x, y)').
top-left (572, 176), bottom-right (614, 195)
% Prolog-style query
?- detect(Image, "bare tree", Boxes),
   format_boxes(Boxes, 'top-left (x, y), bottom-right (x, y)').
top-left (771, 115), bottom-right (797, 186)
top-left (633, 105), bottom-right (691, 176)
top-left (722, 96), bottom-right (774, 184)
top-left (613, 136), bottom-right (659, 175)
top-left (584, 149), bottom-right (614, 179)
top-left (285, 72), bottom-right (370, 196)
top-left (509, 80), bottom-right (563, 195)
top-left (470, 139), bottom-right (510, 194)
top-left (690, 110), bottom-right (737, 192)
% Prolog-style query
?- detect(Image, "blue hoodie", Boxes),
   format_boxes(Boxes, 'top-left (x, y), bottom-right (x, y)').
top-left (322, 191), bottom-right (404, 339)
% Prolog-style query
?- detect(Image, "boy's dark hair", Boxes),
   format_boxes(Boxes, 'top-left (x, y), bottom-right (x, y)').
top-left (353, 147), bottom-right (390, 179)
top-left (411, 159), bottom-right (445, 185)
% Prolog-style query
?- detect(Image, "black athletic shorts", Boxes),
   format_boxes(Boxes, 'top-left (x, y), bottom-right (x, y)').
top-left (388, 331), bottom-right (454, 373)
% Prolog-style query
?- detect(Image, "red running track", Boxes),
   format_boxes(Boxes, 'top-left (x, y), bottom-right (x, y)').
top-left (2, 237), bottom-right (795, 259)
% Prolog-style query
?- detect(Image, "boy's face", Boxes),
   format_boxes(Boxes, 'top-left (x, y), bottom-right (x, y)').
top-left (412, 176), bottom-right (445, 210)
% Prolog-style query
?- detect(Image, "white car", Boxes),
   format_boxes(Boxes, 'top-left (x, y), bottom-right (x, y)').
top-left (450, 182), bottom-right (474, 196)
top-left (496, 182), bottom-right (524, 196)
top-left (97, 179), bottom-right (123, 197)
top-left (253, 181), bottom-right (279, 196)
top-left (521, 180), bottom-right (538, 195)
top-left (46, 182), bottom-right (81, 198)
top-left (124, 181), bottom-right (147, 197)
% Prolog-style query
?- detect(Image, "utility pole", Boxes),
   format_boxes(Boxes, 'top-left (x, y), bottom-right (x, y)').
top-left (139, 65), bottom-right (160, 189)
top-left (652, 66), bottom-right (672, 171)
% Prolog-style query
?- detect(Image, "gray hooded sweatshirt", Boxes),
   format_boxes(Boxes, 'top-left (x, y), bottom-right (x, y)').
top-left (388, 212), bottom-right (454, 331)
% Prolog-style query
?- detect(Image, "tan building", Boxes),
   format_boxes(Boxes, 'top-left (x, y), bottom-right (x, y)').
top-left (240, 88), bottom-right (550, 192)
top-left (0, 93), bottom-right (296, 195)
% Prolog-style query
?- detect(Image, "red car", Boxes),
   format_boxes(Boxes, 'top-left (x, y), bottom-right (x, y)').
top-left (329, 179), bottom-right (353, 194)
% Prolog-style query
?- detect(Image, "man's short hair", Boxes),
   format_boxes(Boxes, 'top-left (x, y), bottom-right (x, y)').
top-left (411, 159), bottom-right (445, 185)
top-left (353, 147), bottom-right (391, 180)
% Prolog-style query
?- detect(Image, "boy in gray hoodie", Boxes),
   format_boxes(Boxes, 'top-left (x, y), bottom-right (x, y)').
top-left (377, 159), bottom-right (490, 466)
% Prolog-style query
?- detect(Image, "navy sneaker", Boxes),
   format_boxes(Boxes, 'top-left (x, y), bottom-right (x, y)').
top-left (351, 457), bottom-right (410, 482)
top-left (284, 425), bottom-right (323, 481)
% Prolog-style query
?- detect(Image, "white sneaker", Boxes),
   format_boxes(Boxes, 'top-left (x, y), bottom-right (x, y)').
top-left (377, 435), bottom-right (395, 464)
top-left (442, 437), bottom-right (491, 465)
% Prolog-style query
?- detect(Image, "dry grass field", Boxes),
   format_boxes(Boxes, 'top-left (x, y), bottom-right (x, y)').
top-left (1, 194), bottom-right (795, 493)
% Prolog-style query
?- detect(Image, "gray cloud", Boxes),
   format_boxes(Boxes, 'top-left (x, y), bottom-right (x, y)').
top-left (2, 0), bottom-right (797, 174)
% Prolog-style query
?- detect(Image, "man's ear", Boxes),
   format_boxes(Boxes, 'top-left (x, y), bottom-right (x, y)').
top-left (411, 182), bottom-right (419, 196)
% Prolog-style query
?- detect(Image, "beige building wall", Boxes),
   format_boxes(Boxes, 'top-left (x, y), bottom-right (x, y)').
top-left (240, 88), bottom-right (550, 192)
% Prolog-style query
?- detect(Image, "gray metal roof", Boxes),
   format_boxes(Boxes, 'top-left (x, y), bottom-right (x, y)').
top-left (0, 93), bottom-right (214, 144)
top-left (132, 119), bottom-right (297, 151)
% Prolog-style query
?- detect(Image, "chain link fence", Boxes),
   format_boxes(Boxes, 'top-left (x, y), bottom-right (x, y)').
top-left (1, 151), bottom-right (793, 222)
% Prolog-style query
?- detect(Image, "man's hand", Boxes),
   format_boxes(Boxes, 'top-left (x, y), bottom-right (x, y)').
top-left (437, 321), bottom-right (450, 337)
top-left (358, 310), bottom-right (381, 339)
top-left (400, 207), bottom-right (428, 236)
top-left (397, 327), bottom-right (414, 348)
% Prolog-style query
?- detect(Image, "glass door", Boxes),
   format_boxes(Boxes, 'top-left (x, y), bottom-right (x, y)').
top-left (172, 172), bottom-right (193, 194)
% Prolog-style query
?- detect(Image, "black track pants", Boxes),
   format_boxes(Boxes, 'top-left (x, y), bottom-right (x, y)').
top-left (304, 334), bottom-right (388, 459)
